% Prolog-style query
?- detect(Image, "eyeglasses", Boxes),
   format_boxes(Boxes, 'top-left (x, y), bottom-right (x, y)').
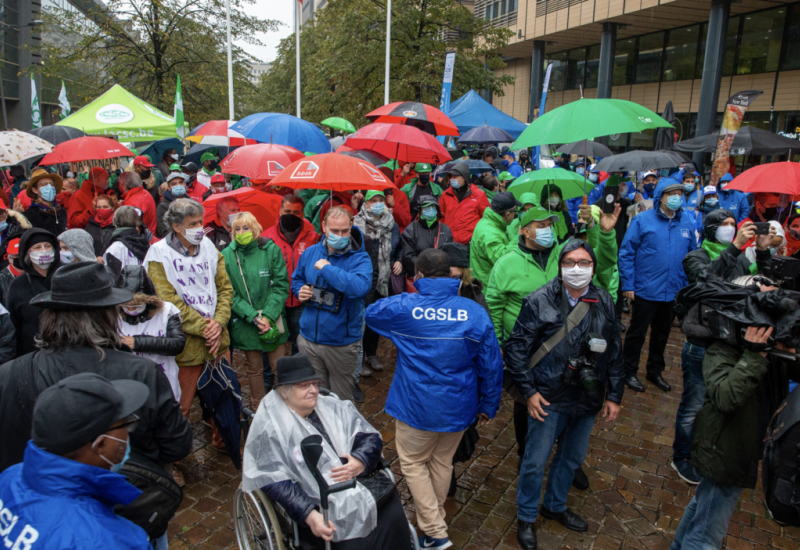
top-left (110, 414), bottom-right (139, 433)
top-left (561, 260), bottom-right (594, 268)
top-left (295, 380), bottom-right (320, 391)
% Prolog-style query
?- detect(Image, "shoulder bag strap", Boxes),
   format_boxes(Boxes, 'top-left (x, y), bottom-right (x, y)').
top-left (233, 249), bottom-right (256, 312)
top-left (528, 301), bottom-right (591, 370)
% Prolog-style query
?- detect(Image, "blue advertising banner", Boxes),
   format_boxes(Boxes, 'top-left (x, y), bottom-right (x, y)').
top-left (439, 52), bottom-right (457, 115)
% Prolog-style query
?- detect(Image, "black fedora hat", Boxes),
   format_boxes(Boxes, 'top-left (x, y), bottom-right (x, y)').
top-left (30, 262), bottom-right (133, 310)
top-left (275, 354), bottom-right (322, 387)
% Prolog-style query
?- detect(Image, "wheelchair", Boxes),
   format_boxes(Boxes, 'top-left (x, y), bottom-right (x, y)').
top-left (233, 391), bottom-right (420, 550)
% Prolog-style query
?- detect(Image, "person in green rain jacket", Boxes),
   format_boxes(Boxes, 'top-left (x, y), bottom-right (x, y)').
top-left (486, 205), bottom-right (618, 344)
top-left (507, 192), bottom-right (540, 241)
top-left (470, 192), bottom-right (520, 284)
top-left (222, 211), bottom-right (290, 409)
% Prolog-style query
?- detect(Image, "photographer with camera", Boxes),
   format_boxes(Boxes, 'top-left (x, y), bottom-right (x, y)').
top-left (292, 206), bottom-right (372, 402)
top-left (671, 278), bottom-right (800, 550)
top-left (505, 238), bottom-right (624, 550)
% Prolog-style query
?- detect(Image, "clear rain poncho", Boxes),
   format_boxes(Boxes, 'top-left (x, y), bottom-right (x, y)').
top-left (241, 390), bottom-right (380, 542)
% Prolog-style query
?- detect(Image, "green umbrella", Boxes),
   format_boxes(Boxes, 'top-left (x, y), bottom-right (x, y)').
top-left (507, 168), bottom-right (595, 201)
top-left (511, 98), bottom-right (673, 149)
top-left (321, 117), bottom-right (356, 134)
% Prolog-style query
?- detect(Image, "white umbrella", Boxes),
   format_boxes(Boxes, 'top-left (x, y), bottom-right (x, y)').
top-left (0, 131), bottom-right (54, 166)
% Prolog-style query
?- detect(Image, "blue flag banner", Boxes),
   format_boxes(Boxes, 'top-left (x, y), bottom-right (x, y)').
top-left (439, 52), bottom-right (456, 115)
top-left (533, 62), bottom-right (553, 169)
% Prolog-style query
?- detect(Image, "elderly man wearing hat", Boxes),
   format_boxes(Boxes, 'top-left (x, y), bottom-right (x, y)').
top-left (619, 177), bottom-right (698, 393)
top-left (24, 168), bottom-right (68, 235)
top-left (0, 373), bottom-right (153, 549)
top-left (67, 166), bottom-right (110, 229)
top-left (470, 192), bottom-right (520, 285)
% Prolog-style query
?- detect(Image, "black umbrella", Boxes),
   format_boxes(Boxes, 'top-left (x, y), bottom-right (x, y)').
top-left (433, 159), bottom-right (494, 178)
top-left (674, 126), bottom-right (800, 156)
top-left (654, 101), bottom-right (676, 151)
top-left (595, 150), bottom-right (691, 173)
top-left (457, 125), bottom-right (513, 145)
top-left (26, 125), bottom-right (85, 146)
top-left (556, 140), bottom-right (613, 158)
top-left (196, 357), bottom-right (243, 469)
top-left (184, 143), bottom-right (237, 166)
top-left (339, 149), bottom-right (389, 166)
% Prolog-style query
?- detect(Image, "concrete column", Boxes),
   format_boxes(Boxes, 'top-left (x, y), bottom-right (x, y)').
top-left (528, 40), bottom-right (545, 123)
top-left (597, 23), bottom-right (616, 99)
top-left (693, 0), bottom-right (731, 170)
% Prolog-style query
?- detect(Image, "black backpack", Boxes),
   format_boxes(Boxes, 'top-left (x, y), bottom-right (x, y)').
top-left (763, 387), bottom-right (800, 526)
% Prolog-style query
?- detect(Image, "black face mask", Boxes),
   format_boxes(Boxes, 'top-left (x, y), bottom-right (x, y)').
top-left (280, 214), bottom-right (303, 233)
top-left (418, 174), bottom-right (430, 185)
top-left (207, 160), bottom-right (218, 170)
top-left (139, 169), bottom-right (151, 180)
top-left (643, 183), bottom-right (656, 195)
top-left (10, 256), bottom-right (20, 270)
top-left (759, 206), bottom-right (778, 221)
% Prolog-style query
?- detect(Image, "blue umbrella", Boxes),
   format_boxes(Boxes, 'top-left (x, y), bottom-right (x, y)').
top-left (457, 125), bottom-right (513, 145)
top-left (230, 113), bottom-right (332, 154)
top-left (139, 138), bottom-right (184, 164)
top-left (196, 356), bottom-right (243, 469)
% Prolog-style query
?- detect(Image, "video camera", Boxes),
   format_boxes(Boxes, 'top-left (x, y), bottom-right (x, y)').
top-left (763, 256), bottom-right (800, 287)
top-left (308, 285), bottom-right (343, 313)
top-left (563, 333), bottom-right (607, 398)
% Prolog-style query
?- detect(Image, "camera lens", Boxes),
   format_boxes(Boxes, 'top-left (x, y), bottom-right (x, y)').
top-left (578, 368), bottom-right (603, 398)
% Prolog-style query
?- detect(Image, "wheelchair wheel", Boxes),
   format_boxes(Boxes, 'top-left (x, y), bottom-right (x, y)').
top-left (233, 487), bottom-right (286, 550)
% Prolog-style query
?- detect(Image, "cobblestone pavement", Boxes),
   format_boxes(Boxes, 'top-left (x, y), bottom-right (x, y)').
top-left (167, 321), bottom-right (800, 550)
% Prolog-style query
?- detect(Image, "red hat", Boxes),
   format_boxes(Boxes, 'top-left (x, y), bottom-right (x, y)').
top-left (7, 239), bottom-right (19, 255)
top-left (210, 174), bottom-right (226, 185)
top-left (0, 198), bottom-right (7, 210)
top-left (133, 155), bottom-right (156, 168)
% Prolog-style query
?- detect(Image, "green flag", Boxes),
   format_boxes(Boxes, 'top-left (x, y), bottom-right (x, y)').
top-left (58, 80), bottom-right (70, 120)
top-left (174, 75), bottom-right (184, 138)
top-left (30, 75), bottom-right (41, 129)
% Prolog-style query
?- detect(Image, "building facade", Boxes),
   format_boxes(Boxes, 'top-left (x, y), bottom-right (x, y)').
top-left (301, 0), bottom-right (326, 25)
top-left (487, 0), bottom-right (800, 154)
top-left (249, 62), bottom-right (272, 85)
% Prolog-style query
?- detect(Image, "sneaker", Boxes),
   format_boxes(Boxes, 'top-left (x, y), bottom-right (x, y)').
top-left (360, 364), bottom-right (373, 378)
top-left (366, 356), bottom-right (384, 372)
top-left (419, 535), bottom-right (452, 549)
top-left (671, 458), bottom-right (701, 485)
top-left (353, 383), bottom-right (365, 403)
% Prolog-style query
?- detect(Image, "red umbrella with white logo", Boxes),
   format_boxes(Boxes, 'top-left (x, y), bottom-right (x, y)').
top-left (269, 153), bottom-right (396, 192)
top-left (365, 102), bottom-right (460, 136)
top-left (345, 123), bottom-right (452, 164)
top-left (218, 143), bottom-right (304, 181)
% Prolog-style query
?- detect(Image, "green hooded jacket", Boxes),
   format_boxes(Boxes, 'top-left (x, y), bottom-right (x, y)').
top-left (401, 180), bottom-right (443, 202)
top-left (485, 226), bottom-right (618, 343)
top-left (221, 237), bottom-right (290, 352)
top-left (470, 207), bottom-right (514, 283)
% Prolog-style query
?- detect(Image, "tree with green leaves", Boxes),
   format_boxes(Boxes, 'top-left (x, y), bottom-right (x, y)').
top-left (258, 0), bottom-right (515, 126)
top-left (40, 0), bottom-right (279, 124)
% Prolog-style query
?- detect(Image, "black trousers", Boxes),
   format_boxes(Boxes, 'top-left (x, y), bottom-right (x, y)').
top-left (622, 297), bottom-right (675, 377)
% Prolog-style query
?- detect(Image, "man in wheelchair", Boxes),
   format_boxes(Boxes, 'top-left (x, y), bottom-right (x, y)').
top-left (242, 354), bottom-right (413, 550)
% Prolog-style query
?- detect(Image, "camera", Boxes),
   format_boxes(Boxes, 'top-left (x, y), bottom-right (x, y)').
top-left (764, 256), bottom-right (800, 285)
top-left (563, 333), bottom-right (607, 398)
top-left (309, 285), bottom-right (342, 313)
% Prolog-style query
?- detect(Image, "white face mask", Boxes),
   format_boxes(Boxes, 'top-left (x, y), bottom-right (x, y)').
top-left (171, 154), bottom-right (179, 160)
top-left (562, 265), bottom-right (593, 289)
top-left (182, 225), bottom-right (205, 245)
top-left (547, 197), bottom-right (560, 208)
top-left (29, 249), bottom-right (55, 268)
top-left (59, 251), bottom-right (75, 264)
top-left (122, 304), bottom-right (147, 316)
top-left (715, 225), bottom-right (736, 244)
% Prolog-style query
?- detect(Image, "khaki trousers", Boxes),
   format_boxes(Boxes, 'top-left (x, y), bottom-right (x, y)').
top-left (297, 334), bottom-right (360, 401)
top-left (242, 344), bottom-right (287, 410)
top-left (395, 420), bottom-right (464, 539)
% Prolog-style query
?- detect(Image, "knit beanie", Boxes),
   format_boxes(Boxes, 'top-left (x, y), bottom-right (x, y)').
top-left (58, 229), bottom-right (97, 263)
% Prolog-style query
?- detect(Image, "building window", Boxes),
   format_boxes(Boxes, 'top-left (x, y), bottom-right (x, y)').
top-left (584, 44), bottom-right (601, 89)
top-left (721, 16), bottom-right (739, 77)
top-left (781, 5), bottom-right (800, 70)
top-left (613, 38), bottom-right (635, 86)
top-left (635, 32), bottom-right (664, 84)
top-left (566, 48), bottom-right (586, 90)
top-left (545, 52), bottom-right (567, 92)
top-left (736, 8), bottom-right (783, 75)
top-left (663, 25), bottom-right (699, 81)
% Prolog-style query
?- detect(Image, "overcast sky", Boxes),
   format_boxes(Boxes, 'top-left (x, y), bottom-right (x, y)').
top-left (236, 0), bottom-right (294, 63)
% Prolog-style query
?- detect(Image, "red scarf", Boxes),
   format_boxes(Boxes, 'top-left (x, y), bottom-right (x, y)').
top-left (786, 230), bottom-right (800, 258)
top-left (95, 208), bottom-right (115, 227)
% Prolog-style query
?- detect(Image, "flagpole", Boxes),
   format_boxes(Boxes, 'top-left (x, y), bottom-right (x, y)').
top-left (225, 0), bottom-right (234, 119)
top-left (296, 1), bottom-right (301, 118)
top-left (384, 0), bottom-right (392, 105)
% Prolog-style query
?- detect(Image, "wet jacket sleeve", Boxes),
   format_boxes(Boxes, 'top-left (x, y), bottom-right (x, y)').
top-left (682, 249), bottom-right (712, 284)
top-left (475, 317), bottom-right (504, 418)
top-left (0, 314), bottom-right (15, 365)
top-left (592, 226), bottom-right (618, 294)
top-left (604, 312), bottom-right (625, 405)
top-left (703, 344), bottom-right (768, 414)
top-left (263, 246), bottom-right (290, 323)
top-left (319, 252), bottom-right (372, 299)
top-left (365, 299), bottom-right (393, 336)
top-left (738, 194), bottom-right (750, 222)
top-left (263, 480), bottom-right (317, 525)
top-left (485, 266), bottom-right (509, 343)
top-left (618, 216), bottom-right (641, 292)
top-left (214, 252), bottom-right (233, 327)
top-left (400, 224), bottom-right (420, 271)
top-left (503, 297), bottom-right (542, 401)
top-left (291, 252), bottom-right (311, 299)
top-left (350, 432), bottom-right (383, 474)
top-left (148, 261), bottom-right (208, 337)
top-left (151, 366), bottom-right (193, 463)
top-left (133, 313), bottom-right (186, 356)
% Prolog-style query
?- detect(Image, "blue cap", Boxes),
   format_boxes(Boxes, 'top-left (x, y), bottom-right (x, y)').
top-left (503, 151), bottom-right (516, 161)
top-left (720, 173), bottom-right (734, 183)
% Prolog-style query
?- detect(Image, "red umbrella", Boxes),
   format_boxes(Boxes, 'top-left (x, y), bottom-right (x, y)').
top-left (724, 162), bottom-right (800, 195)
top-left (203, 188), bottom-right (283, 231)
top-left (269, 153), bottom-right (396, 192)
top-left (40, 137), bottom-right (134, 164)
top-left (366, 102), bottom-right (460, 136)
top-left (345, 123), bottom-right (452, 165)
top-left (218, 144), bottom-right (305, 181)
top-left (187, 120), bottom-right (258, 147)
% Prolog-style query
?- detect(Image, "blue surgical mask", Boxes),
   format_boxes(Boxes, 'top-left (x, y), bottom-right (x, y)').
top-left (421, 206), bottom-right (437, 220)
top-left (40, 184), bottom-right (56, 202)
top-left (534, 226), bottom-right (554, 248)
top-left (705, 198), bottom-right (719, 208)
top-left (666, 195), bottom-right (682, 210)
top-left (370, 202), bottom-right (385, 216)
top-left (501, 160), bottom-right (509, 168)
top-left (228, 214), bottom-right (239, 226)
top-left (0, 221), bottom-right (8, 233)
top-left (171, 185), bottom-right (186, 197)
top-left (450, 179), bottom-right (461, 189)
top-left (96, 434), bottom-right (130, 473)
top-left (683, 183), bottom-right (695, 193)
top-left (576, 167), bottom-right (585, 176)
top-left (326, 232), bottom-right (349, 250)
top-left (588, 173), bottom-right (598, 183)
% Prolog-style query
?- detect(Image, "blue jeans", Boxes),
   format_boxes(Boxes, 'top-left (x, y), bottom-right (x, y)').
top-left (673, 342), bottom-right (706, 460)
top-left (517, 408), bottom-right (596, 522)
top-left (671, 475), bottom-right (742, 550)
top-left (152, 533), bottom-right (168, 550)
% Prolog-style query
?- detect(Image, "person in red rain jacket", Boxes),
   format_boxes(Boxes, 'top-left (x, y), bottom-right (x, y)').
top-left (439, 162), bottom-right (489, 244)
top-left (261, 194), bottom-right (320, 355)
top-left (117, 172), bottom-right (157, 235)
top-left (394, 162), bottom-right (416, 188)
top-left (67, 167), bottom-right (110, 229)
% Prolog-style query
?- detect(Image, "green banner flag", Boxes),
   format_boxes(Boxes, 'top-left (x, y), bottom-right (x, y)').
top-left (31, 75), bottom-right (41, 129)
top-left (58, 80), bottom-right (71, 120)
top-left (174, 75), bottom-right (184, 138)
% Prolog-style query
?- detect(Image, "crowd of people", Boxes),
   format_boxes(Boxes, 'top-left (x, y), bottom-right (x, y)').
top-left (0, 144), bottom-right (796, 550)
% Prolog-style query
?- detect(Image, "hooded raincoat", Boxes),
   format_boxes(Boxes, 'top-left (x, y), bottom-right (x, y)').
top-left (399, 200), bottom-right (454, 276)
top-left (439, 166), bottom-right (490, 244)
top-left (717, 174), bottom-right (750, 222)
top-left (470, 207), bottom-right (514, 283)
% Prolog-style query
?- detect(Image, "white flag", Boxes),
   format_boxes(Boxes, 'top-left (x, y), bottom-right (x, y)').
top-left (58, 81), bottom-right (70, 120)
top-left (30, 75), bottom-right (41, 129)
